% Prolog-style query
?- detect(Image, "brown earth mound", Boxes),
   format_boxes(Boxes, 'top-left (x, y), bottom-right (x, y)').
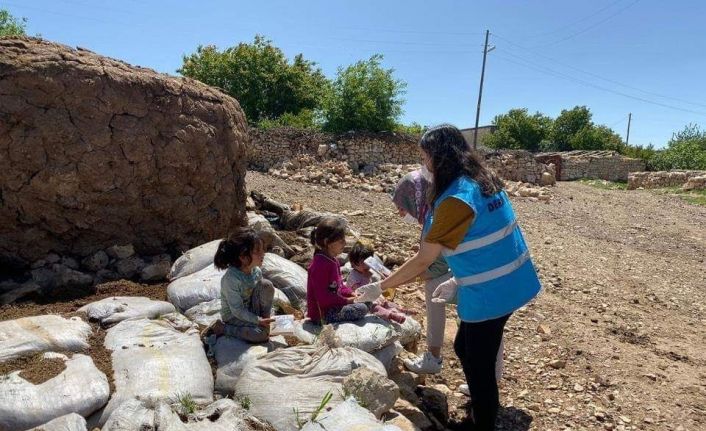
top-left (0, 37), bottom-right (249, 268)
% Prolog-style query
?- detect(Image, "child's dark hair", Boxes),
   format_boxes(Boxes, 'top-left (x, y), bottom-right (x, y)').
top-left (349, 240), bottom-right (374, 265)
top-left (214, 227), bottom-right (263, 270)
top-left (310, 217), bottom-right (347, 251)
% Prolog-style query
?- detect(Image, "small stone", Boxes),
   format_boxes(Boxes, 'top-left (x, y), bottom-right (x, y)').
top-left (60, 256), bottom-right (79, 269)
top-left (30, 259), bottom-right (46, 269)
top-left (549, 359), bottom-right (566, 369)
top-left (537, 324), bottom-right (551, 335)
top-left (45, 253), bottom-right (61, 264)
top-left (573, 383), bottom-right (584, 392)
top-left (115, 256), bottom-right (145, 279)
top-left (31, 267), bottom-right (56, 289)
top-left (55, 266), bottom-right (94, 288)
top-left (82, 250), bottom-right (110, 272)
top-left (140, 260), bottom-right (171, 282)
top-left (393, 399), bottom-right (432, 430)
top-left (643, 417), bottom-right (654, 424)
top-left (106, 244), bottom-right (135, 259)
top-left (342, 368), bottom-right (399, 418)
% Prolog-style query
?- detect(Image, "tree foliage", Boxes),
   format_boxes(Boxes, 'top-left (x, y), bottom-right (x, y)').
top-left (0, 9), bottom-right (27, 37)
top-left (650, 123), bottom-right (706, 170)
top-left (483, 108), bottom-right (552, 152)
top-left (179, 35), bottom-right (329, 124)
top-left (321, 54), bottom-right (406, 133)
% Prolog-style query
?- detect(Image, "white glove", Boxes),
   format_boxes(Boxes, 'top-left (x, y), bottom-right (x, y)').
top-left (431, 277), bottom-right (458, 304)
top-left (354, 282), bottom-right (383, 303)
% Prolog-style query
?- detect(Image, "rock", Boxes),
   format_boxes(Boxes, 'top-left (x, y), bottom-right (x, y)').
top-left (0, 37), bottom-right (248, 267)
top-left (30, 259), bottom-right (46, 269)
top-left (46, 253), bottom-right (60, 264)
top-left (115, 256), bottom-right (145, 279)
top-left (540, 171), bottom-right (556, 186)
top-left (0, 281), bottom-right (41, 305)
top-left (549, 359), bottom-right (566, 369)
top-left (342, 367), bottom-right (400, 418)
top-left (95, 269), bottom-right (120, 283)
top-left (60, 256), bottom-right (79, 269)
top-left (393, 399), bottom-right (433, 430)
top-left (82, 251), bottom-right (109, 272)
top-left (385, 410), bottom-right (423, 431)
top-left (31, 267), bottom-right (56, 288)
top-left (390, 369), bottom-right (422, 403)
top-left (317, 144), bottom-right (328, 156)
top-left (55, 266), bottom-right (94, 288)
top-left (417, 385), bottom-right (449, 424)
top-left (140, 260), bottom-right (171, 282)
top-left (574, 383), bottom-right (584, 392)
top-left (537, 324), bottom-right (551, 335)
top-left (106, 245), bottom-right (135, 260)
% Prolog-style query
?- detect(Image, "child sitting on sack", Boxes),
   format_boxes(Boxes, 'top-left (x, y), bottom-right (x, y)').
top-left (342, 240), bottom-right (414, 324)
top-left (209, 227), bottom-right (275, 343)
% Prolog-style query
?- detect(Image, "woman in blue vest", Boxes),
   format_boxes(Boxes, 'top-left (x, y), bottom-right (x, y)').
top-left (356, 124), bottom-right (541, 430)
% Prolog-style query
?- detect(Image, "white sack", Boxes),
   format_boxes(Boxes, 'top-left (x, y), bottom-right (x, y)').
top-left (234, 345), bottom-right (386, 431)
top-left (97, 317), bottom-right (214, 425)
top-left (301, 397), bottom-right (401, 431)
top-left (168, 239), bottom-right (221, 281)
top-left (0, 315), bottom-right (91, 363)
top-left (167, 264), bottom-right (224, 311)
top-left (0, 353), bottom-right (109, 431)
top-left (78, 296), bottom-right (176, 325)
top-left (29, 413), bottom-right (88, 431)
top-left (214, 335), bottom-right (286, 394)
top-left (184, 298), bottom-right (222, 327)
top-left (371, 341), bottom-right (404, 372)
top-left (261, 253), bottom-right (307, 303)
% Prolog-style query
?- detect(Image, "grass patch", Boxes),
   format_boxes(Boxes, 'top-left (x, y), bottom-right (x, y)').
top-left (577, 179), bottom-right (628, 190)
top-left (656, 187), bottom-right (706, 206)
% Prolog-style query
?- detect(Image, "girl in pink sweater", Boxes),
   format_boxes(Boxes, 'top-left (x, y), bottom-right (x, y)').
top-left (306, 217), bottom-right (368, 324)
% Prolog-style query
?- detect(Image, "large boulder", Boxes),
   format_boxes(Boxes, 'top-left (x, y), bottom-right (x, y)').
top-left (0, 37), bottom-right (249, 267)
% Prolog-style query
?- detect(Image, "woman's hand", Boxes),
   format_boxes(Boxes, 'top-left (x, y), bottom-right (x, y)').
top-left (432, 277), bottom-right (458, 304)
top-left (354, 282), bottom-right (383, 303)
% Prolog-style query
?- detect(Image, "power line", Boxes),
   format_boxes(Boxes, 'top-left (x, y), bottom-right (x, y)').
top-left (492, 32), bottom-right (706, 110)
top-left (535, 0), bottom-right (642, 48)
top-left (527, 0), bottom-right (628, 39)
top-left (492, 51), bottom-right (706, 116)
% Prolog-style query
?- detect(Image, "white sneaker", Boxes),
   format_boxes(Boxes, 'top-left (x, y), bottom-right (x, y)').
top-left (403, 352), bottom-right (442, 374)
top-left (458, 383), bottom-right (470, 396)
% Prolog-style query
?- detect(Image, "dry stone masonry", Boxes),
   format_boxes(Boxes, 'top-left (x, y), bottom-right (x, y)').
top-left (0, 37), bottom-right (249, 268)
top-left (627, 170), bottom-right (706, 190)
top-left (536, 151), bottom-right (646, 182)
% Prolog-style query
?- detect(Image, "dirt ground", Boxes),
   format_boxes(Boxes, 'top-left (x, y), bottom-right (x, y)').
top-left (245, 171), bottom-right (706, 431)
top-left (1, 171), bottom-right (703, 430)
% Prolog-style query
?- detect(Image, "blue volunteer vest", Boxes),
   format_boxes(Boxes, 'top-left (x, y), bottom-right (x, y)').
top-left (424, 176), bottom-right (542, 322)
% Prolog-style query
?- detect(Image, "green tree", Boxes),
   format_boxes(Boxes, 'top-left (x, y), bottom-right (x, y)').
top-left (322, 54), bottom-right (406, 133)
top-left (570, 124), bottom-right (623, 151)
top-left (179, 35), bottom-right (329, 124)
top-left (550, 106), bottom-right (593, 151)
top-left (651, 123), bottom-right (706, 170)
top-left (0, 9), bottom-right (27, 37)
top-left (483, 108), bottom-right (553, 152)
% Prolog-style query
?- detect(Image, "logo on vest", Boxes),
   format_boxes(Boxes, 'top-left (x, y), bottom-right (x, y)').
top-left (487, 198), bottom-right (504, 212)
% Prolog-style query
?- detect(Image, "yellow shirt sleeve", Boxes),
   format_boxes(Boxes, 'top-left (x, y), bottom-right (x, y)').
top-left (425, 197), bottom-right (475, 250)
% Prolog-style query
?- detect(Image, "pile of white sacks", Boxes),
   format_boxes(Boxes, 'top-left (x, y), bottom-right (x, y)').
top-left (0, 217), bottom-right (424, 431)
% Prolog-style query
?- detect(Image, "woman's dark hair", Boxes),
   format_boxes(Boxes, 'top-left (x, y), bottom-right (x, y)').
top-left (310, 217), bottom-right (347, 251)
top-left (349, 240), bottom-right (374, 265)
top-left (214, 227), bottom-right (263, 270)
top-left (419, 124), bottom-right (504, 202)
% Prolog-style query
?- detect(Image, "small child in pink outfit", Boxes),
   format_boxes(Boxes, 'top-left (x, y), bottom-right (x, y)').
top-left (342, 241), bottom-right (413, 324)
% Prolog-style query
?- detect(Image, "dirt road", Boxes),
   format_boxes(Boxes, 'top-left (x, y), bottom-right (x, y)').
top-left (247, 171), bottom-right (706, 431)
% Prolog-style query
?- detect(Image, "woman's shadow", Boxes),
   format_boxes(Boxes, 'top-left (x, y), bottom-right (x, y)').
top-left (496, 406), bottom-right (533, 430)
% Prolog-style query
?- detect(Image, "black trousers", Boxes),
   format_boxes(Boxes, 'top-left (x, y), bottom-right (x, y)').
top-left (454, 313), bottom-right (511, 430)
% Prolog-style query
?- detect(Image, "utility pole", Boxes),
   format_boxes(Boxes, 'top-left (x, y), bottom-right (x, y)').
top-left (473, 29), bottom-right (491, 150)
top-left (625, 113), bottom-right (632, 146)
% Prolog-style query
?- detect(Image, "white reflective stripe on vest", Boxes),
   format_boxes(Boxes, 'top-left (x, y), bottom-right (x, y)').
top-left (457, 250), bottom-right (530, 286)
top-left (443, 220), bottom-right (518, 257)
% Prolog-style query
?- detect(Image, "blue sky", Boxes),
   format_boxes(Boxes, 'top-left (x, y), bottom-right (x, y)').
top-left (6, 0), bottom-right (706, 148)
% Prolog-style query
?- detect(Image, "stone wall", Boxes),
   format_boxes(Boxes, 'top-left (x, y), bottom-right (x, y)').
top-left (248, 127), bottom-right (420, 170)
top-left (250, 128), bottom-right (553, 185)
top-left (536, 151), bottom-right (646, 182)
top-left (627, 171), bottom-right (706, 190)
